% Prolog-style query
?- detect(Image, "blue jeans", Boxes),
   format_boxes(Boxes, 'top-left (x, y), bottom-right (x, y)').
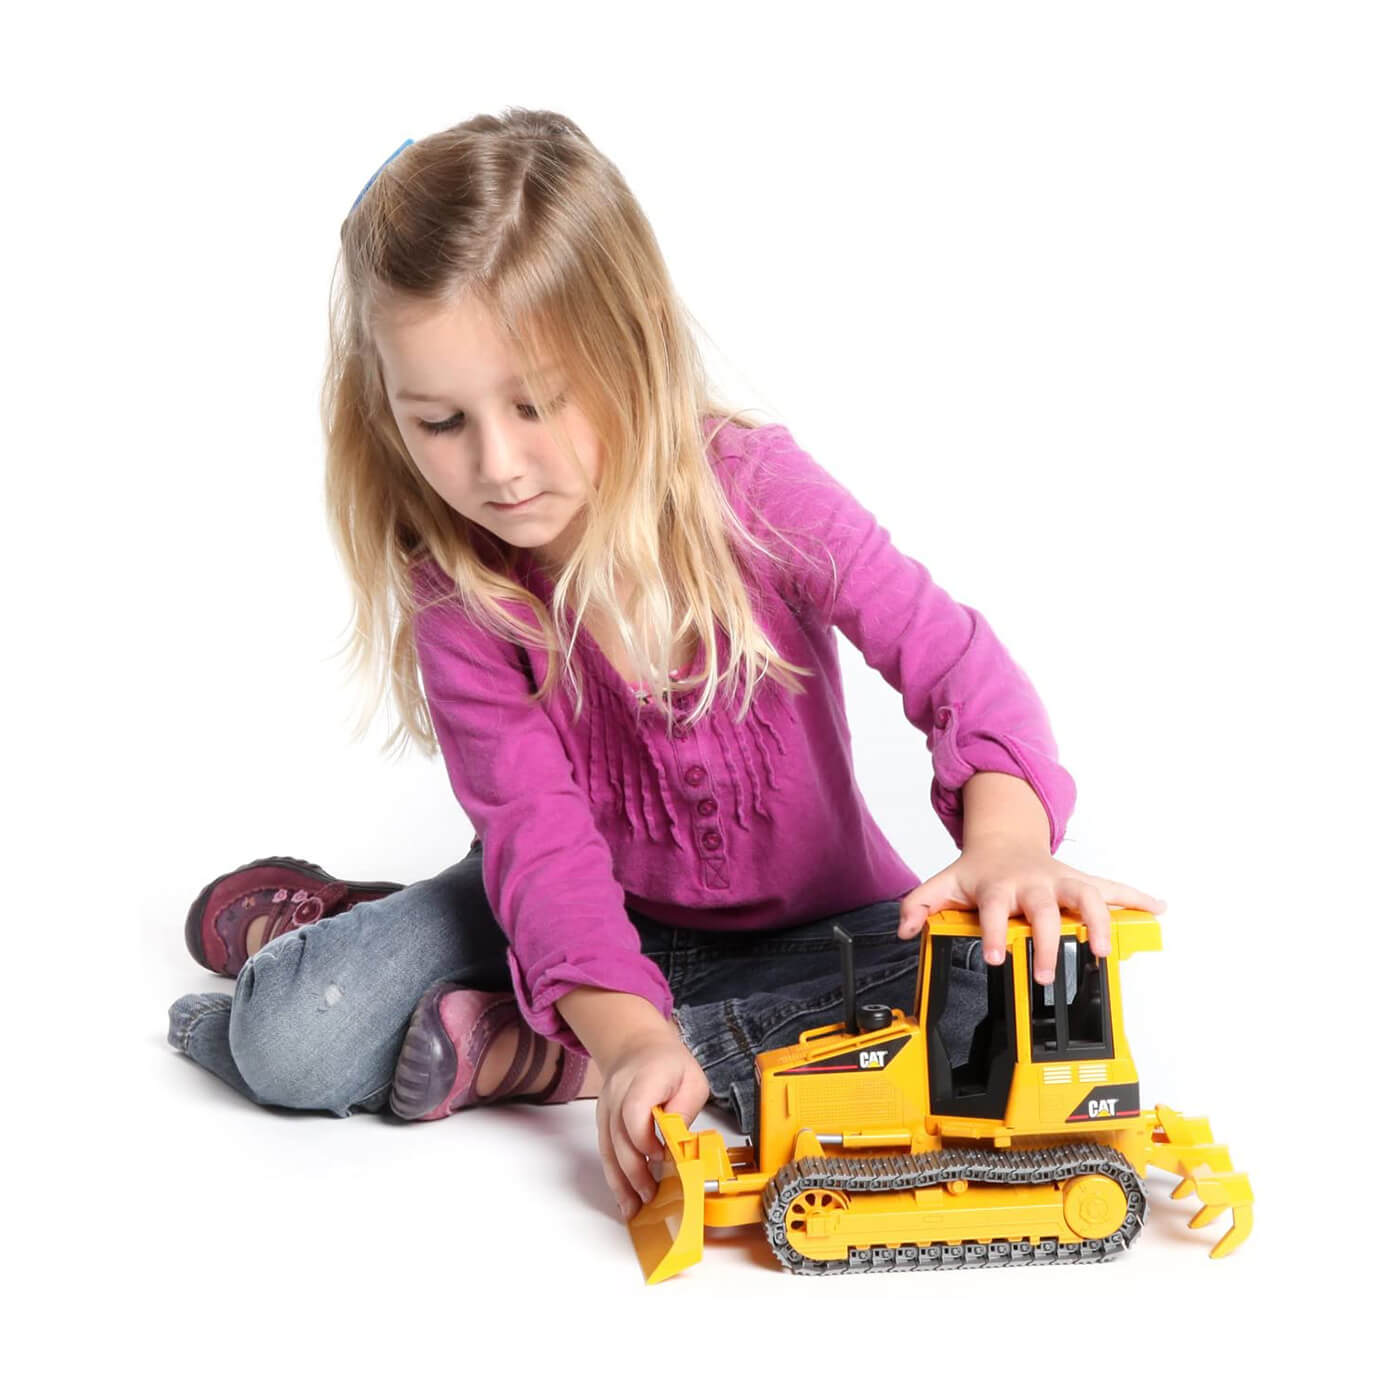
top-left (167, 841), bottom-right (988, 1138)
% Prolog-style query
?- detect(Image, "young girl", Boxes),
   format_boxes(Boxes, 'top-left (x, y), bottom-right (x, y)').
top-left (167, 107), bottom-right (1165, 1225)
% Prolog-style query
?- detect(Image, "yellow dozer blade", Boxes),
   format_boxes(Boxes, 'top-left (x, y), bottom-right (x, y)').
top-left (627, 1109), bottom-right (708, 1285)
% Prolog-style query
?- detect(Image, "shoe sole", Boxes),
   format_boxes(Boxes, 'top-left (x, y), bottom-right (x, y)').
top-left (184, 855), bottom-right (405, 974)
top-left (391, 983), bottom-right (521, 1120)
top-left (390, 981), bottom-right (461, 1121)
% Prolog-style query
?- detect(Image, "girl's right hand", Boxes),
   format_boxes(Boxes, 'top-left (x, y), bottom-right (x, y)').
top-left (594, 1028), bottom-right (710, 1221)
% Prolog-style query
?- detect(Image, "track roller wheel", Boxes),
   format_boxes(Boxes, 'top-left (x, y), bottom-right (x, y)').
top-left (784, 1186), bottom-right (851, 1242)
top-left (1061, 1173), bottom-right (1130, 1240)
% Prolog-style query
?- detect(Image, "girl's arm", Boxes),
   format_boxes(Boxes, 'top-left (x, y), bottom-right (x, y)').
top-left (732, 425), bottom-right (1164, 980)
top-left (962, 769), bottom-right (1051, 847)
top-left (734, 422), bottom-right (1077, 851)
top-left (555, 987), bottom-right (671, 1063)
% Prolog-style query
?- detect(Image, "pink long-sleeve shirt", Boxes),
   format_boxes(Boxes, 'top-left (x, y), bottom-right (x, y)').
top-left (411, 419), bottom-right (1076, 1052)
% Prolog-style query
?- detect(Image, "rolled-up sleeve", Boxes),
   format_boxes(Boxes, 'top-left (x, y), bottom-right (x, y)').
top-left (740, 425), bottom-right (1077, 853)
top-left (411, 564), bottom-right (674, 1050)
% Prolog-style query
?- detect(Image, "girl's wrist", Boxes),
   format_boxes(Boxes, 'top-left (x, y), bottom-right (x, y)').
top-left (960, 771), bottom-right (1052, 852)
top-left (555, 987), bottom-right (676, 1072)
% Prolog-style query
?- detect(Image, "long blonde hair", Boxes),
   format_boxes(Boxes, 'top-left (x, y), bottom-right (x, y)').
top-left (322, 107), bottom-right (816, 758)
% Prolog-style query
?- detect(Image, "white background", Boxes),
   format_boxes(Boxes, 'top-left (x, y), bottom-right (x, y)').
top-left (7, 1), bottom-right (1393, 1392)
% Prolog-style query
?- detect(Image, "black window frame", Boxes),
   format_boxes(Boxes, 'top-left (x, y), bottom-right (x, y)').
top-left (927, 939), bottom-right (1016, 1120)
top-left (1026, 934), bottom-right (1113, 1063)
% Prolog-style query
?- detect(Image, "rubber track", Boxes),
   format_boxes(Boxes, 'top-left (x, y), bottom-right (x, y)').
top-left (761, 1141), bottom-right (1146, 1274)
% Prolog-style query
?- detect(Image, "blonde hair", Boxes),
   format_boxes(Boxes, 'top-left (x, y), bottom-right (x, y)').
top-left (321, 107), bottom-right (816, 757)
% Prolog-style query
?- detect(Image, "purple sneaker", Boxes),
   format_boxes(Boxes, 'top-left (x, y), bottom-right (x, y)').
top-left (390, 980), bottom-right (591, 1121)
top-left (184, 856), bottom-right (405, 977)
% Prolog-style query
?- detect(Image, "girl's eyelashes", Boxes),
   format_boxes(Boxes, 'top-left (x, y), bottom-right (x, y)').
top-left (418, 393), bottom-right (567, 436)
top-left (420, 413), bottom-right (463, 435)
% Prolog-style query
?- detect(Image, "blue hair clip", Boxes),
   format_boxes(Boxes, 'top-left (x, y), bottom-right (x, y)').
top-left (349, 137), bottom-right (414, 213)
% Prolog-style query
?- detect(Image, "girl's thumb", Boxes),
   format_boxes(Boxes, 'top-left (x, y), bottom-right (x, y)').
top-left (663, 1078), bottom-right (708, 1126)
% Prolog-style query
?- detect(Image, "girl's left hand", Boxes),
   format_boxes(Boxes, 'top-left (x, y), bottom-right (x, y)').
top-left (894, 836), bottom-right (1167, 985)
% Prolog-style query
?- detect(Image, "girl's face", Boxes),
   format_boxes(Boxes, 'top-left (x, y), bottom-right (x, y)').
top-left (376, 294), bottom-right (601, 570)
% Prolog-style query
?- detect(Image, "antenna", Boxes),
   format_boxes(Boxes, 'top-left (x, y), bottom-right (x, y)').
top-left (833, 922), bottom-right (858, 1035)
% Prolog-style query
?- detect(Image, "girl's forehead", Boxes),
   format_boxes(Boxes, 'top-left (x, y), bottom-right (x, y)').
top-left (375, 297), bottom-right (473, 345)
top-left (374, 317), bottom-right (569, 408)
top-left (374, 294), bottom-right (540, 362)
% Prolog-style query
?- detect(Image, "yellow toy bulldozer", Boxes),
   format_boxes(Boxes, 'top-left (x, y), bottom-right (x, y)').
top-left (629, 907), bottom-right (1252, 1281)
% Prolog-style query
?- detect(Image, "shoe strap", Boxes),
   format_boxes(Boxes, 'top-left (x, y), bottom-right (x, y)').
top-left (521, 1044), bottom-right (590, 1105)
top-left (489, 1023), bottom-right (550, 1102)
top-left (459, 1000), bottom-right (530, 1107)
top-left (462, 1003), bottom-right (560, 1106)
top-left (455, 1004), bottom-right (585, 1107)
top-left (290, 882), bottom-right (350, 924)
top-left (264, 882), bottom-right (352, 943)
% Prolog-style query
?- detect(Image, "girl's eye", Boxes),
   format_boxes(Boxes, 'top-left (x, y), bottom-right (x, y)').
top-left (420, 413), bottom-right (464, 436)
top-left (418, 392), bottom-right (567, 437)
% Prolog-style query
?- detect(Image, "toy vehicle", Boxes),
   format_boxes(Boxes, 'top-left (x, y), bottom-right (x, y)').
top-left (629, 907), bottom-right (1252, 1281)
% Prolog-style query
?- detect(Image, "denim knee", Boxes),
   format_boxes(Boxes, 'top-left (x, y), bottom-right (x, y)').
top-left (227, 929), bottom-right (379, 1113)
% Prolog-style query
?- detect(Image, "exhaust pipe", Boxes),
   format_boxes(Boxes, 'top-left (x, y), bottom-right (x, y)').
top-left (833, 922), bottom-right (858, 1035)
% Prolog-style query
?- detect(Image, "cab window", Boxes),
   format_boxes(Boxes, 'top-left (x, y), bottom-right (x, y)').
top-left (1027, 935), bottom-right (1112, 1061)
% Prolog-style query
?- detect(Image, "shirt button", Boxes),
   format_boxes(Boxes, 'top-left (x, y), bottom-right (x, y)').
top-left (684, 765), bottom-right (706, 787)
top-left (701, 830), bottom-right (722, 851)
top-left (697, 797), bottom-right (717, 816)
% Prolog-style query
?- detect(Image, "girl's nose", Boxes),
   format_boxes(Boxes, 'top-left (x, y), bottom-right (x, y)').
top-left (477, 417), bottom-right (530, 490)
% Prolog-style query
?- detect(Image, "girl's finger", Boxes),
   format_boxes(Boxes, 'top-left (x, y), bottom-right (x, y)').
top-left (665, 1063), bottom-right (711, 1125)
top-left (1057, 879), bottom-right (1112, 958)
top-left (596, 1100), bottom-right (633, 1216)
top-left (1091, 878), bottom-right (1166, 912)
top-left (976, 886), bottom-right (1013, 965)
top-left (1020, 886), bottom-right (1064, 985)
top-left (898, 870), bottom-right (960, 938)
top-left (616, 1092), bottom-right (660, 1205)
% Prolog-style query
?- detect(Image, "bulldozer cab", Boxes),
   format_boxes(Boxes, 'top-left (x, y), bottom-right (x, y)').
top-left (922, 919), bottom-right (1118, 1122)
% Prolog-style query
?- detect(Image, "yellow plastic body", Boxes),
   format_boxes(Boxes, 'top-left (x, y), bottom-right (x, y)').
top-left (629, 907), bottom-right (1253, 1283)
